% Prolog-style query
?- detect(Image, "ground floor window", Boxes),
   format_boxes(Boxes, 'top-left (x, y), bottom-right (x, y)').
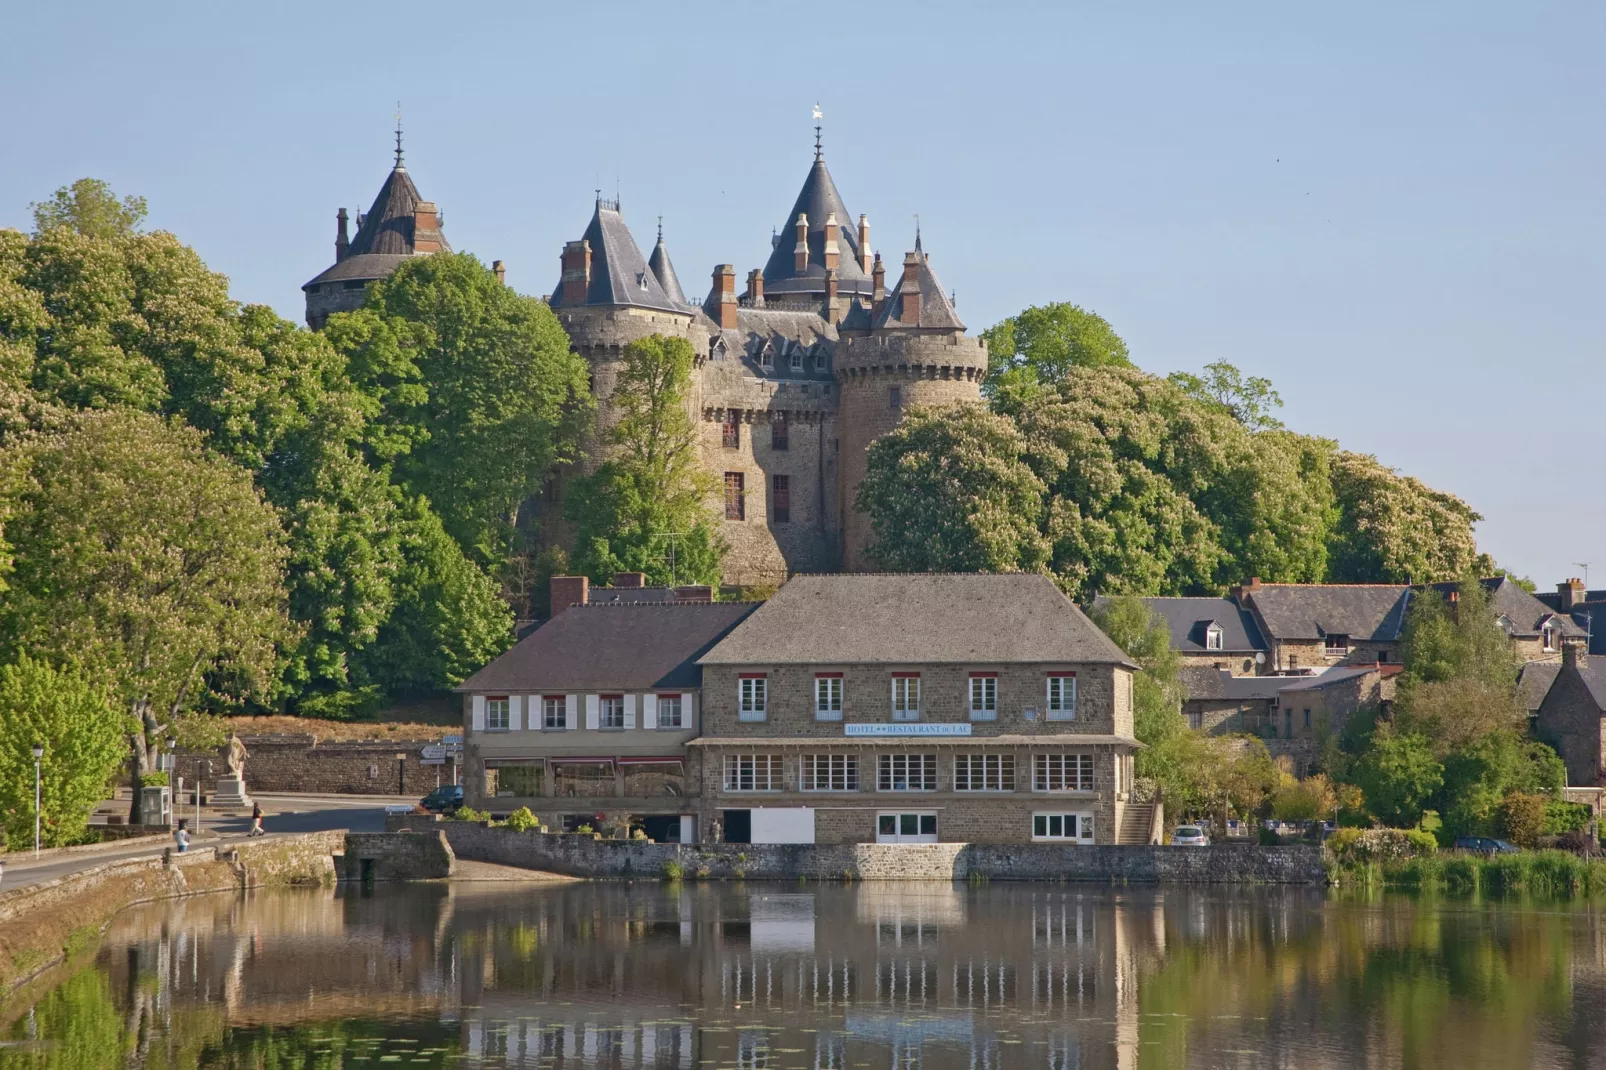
top-left (553, 761), bottom-right (615, 798)
top-left (484, 762), bottom-right (543, 798)
top-left (1033, 811), bottom-right (1095, 842)
top-left (723, 753), bottom-right (783, 792)
top-left (878, 753), bottom-right (937, 792)
top-left (877, 811), bottom-right (938, 844)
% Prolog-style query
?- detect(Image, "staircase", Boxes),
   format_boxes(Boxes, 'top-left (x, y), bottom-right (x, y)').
top-left (1118, 803), bottom-right (1157, 845)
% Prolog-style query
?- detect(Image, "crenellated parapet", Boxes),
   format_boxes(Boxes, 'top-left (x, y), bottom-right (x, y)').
top-left (834, 331), bottom-right (989, 383)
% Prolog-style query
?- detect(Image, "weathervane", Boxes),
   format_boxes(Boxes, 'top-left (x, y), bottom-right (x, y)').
top-left (394, 102), bottom-right (404, 167)
top-left (813, 103), bottom-right (823, 159)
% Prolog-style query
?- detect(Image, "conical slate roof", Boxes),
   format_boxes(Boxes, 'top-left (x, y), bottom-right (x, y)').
top-left (303, 162), bottom-right (449, 290)
top-left (647, 228), bottom-right (688, 306)
top-left (761, 154), bottom-right (873, 298)
top-left (872, 245), bottom-right (965, 331)
top-left (550, 200), bottom-right (684, 313)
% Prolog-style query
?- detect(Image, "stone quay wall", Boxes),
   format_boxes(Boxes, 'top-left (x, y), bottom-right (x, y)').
top-left (342, 831), bottom-right (455, 882)
top-left (440, 824), bottom-right (1326, 884)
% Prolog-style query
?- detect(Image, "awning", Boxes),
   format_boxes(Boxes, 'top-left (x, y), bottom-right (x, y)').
top-left (616, 756), bottom-right (685, 765)
top-left (546, 757), bottom-right (618, 765)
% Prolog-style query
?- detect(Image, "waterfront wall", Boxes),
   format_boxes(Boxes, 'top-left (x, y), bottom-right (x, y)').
top-left (440, 824), bottom-right (1326, 883)
top-left (342, 831), bottom-right (455, 882)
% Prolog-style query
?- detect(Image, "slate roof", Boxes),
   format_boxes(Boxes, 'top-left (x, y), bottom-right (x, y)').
top-left (647, 231), bottom-right (687, 306)
top-left (1275, 665), bottom-right (1386, 693)
top-left (761, 155), bottom-right (874, 297)
top-left (699, 574), bottom-right (1136, 668)
top-left (709, 308), bottom-right (839, 380)
top-left (1518, 660), bottom-right (1563, 711)
top-left (1128, 597), bottom-right (1267, 653)
top-left (1418, 577), bottom-right (1586, 638)
top-left (550, 200), bottom-right (685, 313)
top-left (1178, 667), bottom-right (1287, 702)
top-left (1558, 660), bottom-right (1606, 710)
top-left (458, 602), bottom-right (758, 693)
top-left (1246, 585), bottom-right (1410, 641)
top-left (871, 246), bottom-right (965, 331)
top-left (303, 163), bottom-right (448, 290)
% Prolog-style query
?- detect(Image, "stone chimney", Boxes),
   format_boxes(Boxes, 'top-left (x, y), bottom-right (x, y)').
top-left (675, 584), bottom-right (714, 604)
top-left (794, 213), bottom-right (810, 273)
top-left (899, 251), bottom-right (922, 325)
top-left (1563, 634), bottom-right (1587, 670)
top-left (492, 260), bottom-right (506, 286)
top-left (745, 268), bottom-right (765, 307)
top-left (872, 252), bottom-right (886, 309)
top-left (549, 575), bottom-right (589, 616)
top-left (709, 265), bottom-right (738, 329)
top-left (823, 269), bottom-right (839, 324)
top-left (1559, 578), bottom-right (1587, 610)
top-left (412, 202), bottom-right (443, 253)
top-left (1230, 577), bottom-right (1263, 605)
top-left (613, 572), bottom-right (646, 589)
top-left (822, 213), bottom-right (840, 272)
top-left (561, 240), bottom-right (592, 305)
top-left (858, 214), bottom-right (872, 274)
top-left (335, 208), bottom-right (349, 263)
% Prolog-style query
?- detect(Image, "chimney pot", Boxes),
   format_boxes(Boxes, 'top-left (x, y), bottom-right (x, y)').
top-left (674, 584), bottom-right (714, 604)
top-left (549, 575), bottom-right (589, 616)
top-left (1563, 635), bottom-right (1586, 669)
top-left (492, 259), bottom-right (506, 286)
top-left (745, 268), bottom-right (765, 307)
top-left (794, 213), bottom-right (810, 273)
top-left (1559, 578), bottom-right (1587, 611)
top-left (335, 208), bottom-right (350, 263)
top-left (824, 269), bottom-right (840, 324)
top-left (613, 572), bottom-right (646, 589)
top-left (858, 214), bottom-right (872, 275)
top-left (822, 212), bottom-right (840, 271)
top-left (708, 265), bottom-right (738, 329)
top-left (560, 240), bottom-right (592, 306)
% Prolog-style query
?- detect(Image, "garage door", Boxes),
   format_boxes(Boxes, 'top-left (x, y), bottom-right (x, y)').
top-left (749, 807), bottom-right (816, 844)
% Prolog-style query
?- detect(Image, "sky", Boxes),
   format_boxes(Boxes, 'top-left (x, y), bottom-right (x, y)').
top-left (3, 2), bottom-right (1602, 588)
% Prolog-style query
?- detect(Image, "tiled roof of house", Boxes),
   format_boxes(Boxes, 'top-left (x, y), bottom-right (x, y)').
top-left (699, 573), bottom-right (1136, 667)
top-left (1127, 596), bottom-right (1267, 653)
top-left (1247, 585), bottom-right (1410, 641)
top-left (550, 200), bottom-right (685, 313)
top-left (761, 155), bottom-right (873, 297)
top-left (458, 602), bottom-right (758, 693)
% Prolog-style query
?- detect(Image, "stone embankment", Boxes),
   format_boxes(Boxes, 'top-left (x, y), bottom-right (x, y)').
top-left (439, 824), bottom-right (1326, 884)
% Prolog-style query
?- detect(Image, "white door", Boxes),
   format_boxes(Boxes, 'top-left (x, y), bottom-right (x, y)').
top-left (750, 807), bottom-right (816, 844)
top-left (876, 811), bottom-right (938, 844)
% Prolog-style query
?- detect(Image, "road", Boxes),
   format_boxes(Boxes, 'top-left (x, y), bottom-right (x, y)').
top-left (1, 792), bottom-right (418, 893)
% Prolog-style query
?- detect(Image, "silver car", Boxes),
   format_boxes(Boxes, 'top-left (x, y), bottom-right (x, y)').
top-left (1171, 825), bottom-right (1210, 847)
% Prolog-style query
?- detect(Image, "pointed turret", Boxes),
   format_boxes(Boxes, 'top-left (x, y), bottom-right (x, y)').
top-left (761, 146), bottom-right (873, 303)
top-left (303, 131), bottom-right (451, 329)
top-left (871, 240), bottom-right (965, 332)
top-left (647, 220), bottom-right (688, 306)
top-left (549, 198), bottom-right (682, 312)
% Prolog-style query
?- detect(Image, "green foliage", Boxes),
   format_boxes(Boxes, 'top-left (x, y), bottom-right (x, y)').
top-left (31, 178), bottom-right (148, 239)
top-left (1499, 792), bottom-right (1547, 849)
top-left (452, 807), bottom-right (490, 823)
top-left (1352, 725), bottom-right (1444, 828)
top-left (1166, 360), bottom-right (1284, 430)
top-left (1437, 730), bottom-right (1563, 839)
top-left (1543, 799), bottom-right (1592, 835)
top-left (1272, 774), bottom-right (1338, 823)
top-left (0, 657), bottom-right (129, 849)
top-left (1328, 452), bottom-right (1491, 583)
top-left (505, 806), bottom-right (540, 832)
top-left (330, 252), bottom-right (591, 566)
top-left (169, 713), bottom-right (229, 752)
top-left (859, 403), bottom-right (1048, 574)
top-left (982, 301), bottom-right (1131, 397)
top-left (137, 770), bottom-right (168, 788)
top-left (566, 335), bottom-right (722, 586)
top-left (661, 858), bottom-right (685, 881)
top-left (1090, 595), bottom-right (1186, 761)
top-left (1325, 827), bottom-right (1439, 864)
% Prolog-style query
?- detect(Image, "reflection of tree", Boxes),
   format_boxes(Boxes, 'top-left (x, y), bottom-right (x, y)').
top-left (0, 970), bottom-right (126, 1069)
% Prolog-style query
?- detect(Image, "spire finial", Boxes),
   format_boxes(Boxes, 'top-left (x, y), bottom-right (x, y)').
top-left (393, 103), bottom-right (404, 168)
top-left (657, 215), bottom-right (664, 243)
top-left (914, 213), bottom-right (922, 252)
top-left (812, 103), bottom-right (823, 160)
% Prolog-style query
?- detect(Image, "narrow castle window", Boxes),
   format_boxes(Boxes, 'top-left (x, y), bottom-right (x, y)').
top-left (722, 414), bottom-right (740, 449)
top-left (724, 472), bottom-right (745, 520)
top-left (771, 412), bottom-right (788, 451)
top-left (772, 474), bottom-right (790, 524)
top-left (889, 385), bottom-right (902, 411)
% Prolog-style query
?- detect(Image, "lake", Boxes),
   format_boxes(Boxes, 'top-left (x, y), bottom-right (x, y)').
top-left (2, 881), bottom-right (1604, 1068)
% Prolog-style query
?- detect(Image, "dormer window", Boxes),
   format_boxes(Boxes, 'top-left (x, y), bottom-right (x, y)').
top-left (789, 344), bottom-right (803, 373)
top-left (711, 338), bottom-right (728, 362)
top-left (1495, 614), bottom-right (1513, 632)
top-left (1324, 633), bottom-right (1350, 656)
top-left (759, 342), bottom-right (775, 370)
top-left (1205, 623), bottom-right (1224, 650)
top-left (1543, 622), bottom-right (1557, 652)
top-left (637, 272), bottom-right (649, 291)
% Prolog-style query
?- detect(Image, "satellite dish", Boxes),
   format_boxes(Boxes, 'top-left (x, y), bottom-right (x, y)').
top-left (1254, 652), bottom-right (1266, 665)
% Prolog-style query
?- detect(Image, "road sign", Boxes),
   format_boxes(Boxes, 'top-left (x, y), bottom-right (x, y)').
top-left (420, 744), bottom-right (447, 760)
top-left (441, 734), bottom-right (463, 746)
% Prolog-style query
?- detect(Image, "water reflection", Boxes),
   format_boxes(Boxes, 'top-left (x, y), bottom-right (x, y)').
top-left (2, 882), bottom-right (1605, 1068)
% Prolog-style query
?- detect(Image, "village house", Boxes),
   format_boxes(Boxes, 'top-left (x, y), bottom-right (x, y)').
top-left (1534, 637), bottom-right (1606, 787)
top-left (456, 588), bottom-right (757, 842)
top-left (691, 573), bottom-right (1145, 846)
top-left (1178, 664), bottom-right (1399, 767)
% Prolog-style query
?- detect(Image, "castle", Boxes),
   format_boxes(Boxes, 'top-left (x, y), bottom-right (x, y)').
top-left (303, 132), bottom-right (988, 582)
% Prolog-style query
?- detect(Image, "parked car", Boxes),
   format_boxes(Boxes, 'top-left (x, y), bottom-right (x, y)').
top-left (1454, 836), bottom-right (1520, 855)
top-left (420, 785), bottom-right (464, 814)
top-left (1171, 825), bottom-right (1210, 847)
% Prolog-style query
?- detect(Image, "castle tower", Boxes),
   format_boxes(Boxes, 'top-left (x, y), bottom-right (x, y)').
top-left (302, 127), bottom-right (450, 329)
top-left (759, 138), bottom-right (873, 312)
top-left (836, 239), bottom-right (986, 570)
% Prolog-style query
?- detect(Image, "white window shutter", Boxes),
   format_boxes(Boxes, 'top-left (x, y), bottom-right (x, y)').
top-left (508, 695), bottom-right (523, 731)
top-left (682, 692), bottom-right (695, 730)
top-left (624, 695), bottom-right (638, 730)
top-left (565, 694), bottom-right (578, 730)
top-left (644, 694), bottom-right (659, 730)
top-left (471, 695), bottom-right (486, 732)
top-left (585, 694), bottom-right (600, 730)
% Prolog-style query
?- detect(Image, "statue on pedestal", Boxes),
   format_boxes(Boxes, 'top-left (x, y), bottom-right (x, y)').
top-left (226, 734), bottom-right (249, 778)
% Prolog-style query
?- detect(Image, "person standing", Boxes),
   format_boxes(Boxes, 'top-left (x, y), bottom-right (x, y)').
top-left (250, 802), bottom-right (265, 837)
top-left (175, 820), bottom-right (189, 853)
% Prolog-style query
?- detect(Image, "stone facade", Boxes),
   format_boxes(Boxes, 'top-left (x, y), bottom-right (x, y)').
top-left (1535, 642), bottom-right (1606, 786)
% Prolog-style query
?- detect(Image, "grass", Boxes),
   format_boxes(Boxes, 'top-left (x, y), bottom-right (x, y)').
top-left (1333, 850), bottom-right (1606, 898)
top-left (224, 714), bottom-right (455, 742)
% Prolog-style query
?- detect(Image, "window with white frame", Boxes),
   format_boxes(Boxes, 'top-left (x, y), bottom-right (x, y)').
top-left (1205, 623), bottom-right (1223, 650)
top-left (1032, 812), bottom-right (1095, 842)
top-left (1046, 674), bottom-right (1077, 721)
top-left (953, 753), bottom-right (1014, 791)
top-left (723, 754), bottom-right (783, 791)
top-left (815, 674), bottom-right (843, 719)
top-left (1035, 753), bottom-right (1095, 792)
top-left (739, 675), bottom-right (767, 721)
top-left (600, 695), bottom-right (626, 729)
top-left (801, 754), bottom-right (858, 791)
top-left (1543, 623), bottom-right (1556, 652)
top-left (891, 675), bottom-right (921, 721)
top-left (542, 695), bottom-right (566, 730)
top-left (656, 694), bottom-right (683, 729)
top-left (485, 696), bottom-right (510, 731)
top-left (968, 674), bottom-right (997, 720)
top-left (878, 753), bottom-right (937, 791)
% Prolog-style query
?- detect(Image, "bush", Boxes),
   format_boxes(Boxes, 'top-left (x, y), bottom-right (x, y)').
top-left (138, 771), bottom-right (169, 788)
top-left (1499, 792), bottom-right (1547, 849)
top-left (294, 686), bottom-right (385, 722)
top-left (505, 807), bottom-right (539, 832)
top-left (452, 807), bottom-right (490, 823)
top-left (661, 859), bottom-right (684, 882)
top-left (1544, 799), bottom-right (1593, 836)
top-left (1326, 827), bottom-right (1437, 864)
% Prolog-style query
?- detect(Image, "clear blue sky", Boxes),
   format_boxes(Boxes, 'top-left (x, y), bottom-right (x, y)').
top-left (4, 2), bottom-right (1602, 588)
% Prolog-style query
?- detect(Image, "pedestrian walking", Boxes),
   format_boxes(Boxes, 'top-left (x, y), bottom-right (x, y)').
top-left (175, 820), bottom-right (189, 853)
top-left (250, 802), bottom-right (265, 837)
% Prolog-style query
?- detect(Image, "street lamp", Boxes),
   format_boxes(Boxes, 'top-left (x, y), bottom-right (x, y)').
top-left (31, 743), bottom-right (44, 858)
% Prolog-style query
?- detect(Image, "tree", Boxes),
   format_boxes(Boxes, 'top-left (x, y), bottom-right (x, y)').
top-left (0, 409), bottom-right (291, 815)
top-left (982, 302), bottom-right (1131, 397)
top-left (1272, 773), bottom-right (1338, 824)
top-left (1167, 360), bottom-right (1284, 430)
top-left (858, 402), bottom-right (1049, 574)
top-left (30, 178), bottom-right (147, 238)
top-left (1352, 725), bottom-right (1443, 828)
top-left (1395, 581), bottom-right (1525, 751)
top-left (1437, 730), bottom-right (1563, 839)
top-left (328, 253), bottom-right (591, 567)
top-left (0, 657), bottom-right (129, 849)
top-left (565, 335), bottom-right (723, 586)
top-left (1328, 451), bottom-right (1490, 583)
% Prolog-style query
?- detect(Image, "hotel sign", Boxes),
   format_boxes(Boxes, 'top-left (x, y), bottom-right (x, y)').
top-left (843, 723), bottom-right (972, 737)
